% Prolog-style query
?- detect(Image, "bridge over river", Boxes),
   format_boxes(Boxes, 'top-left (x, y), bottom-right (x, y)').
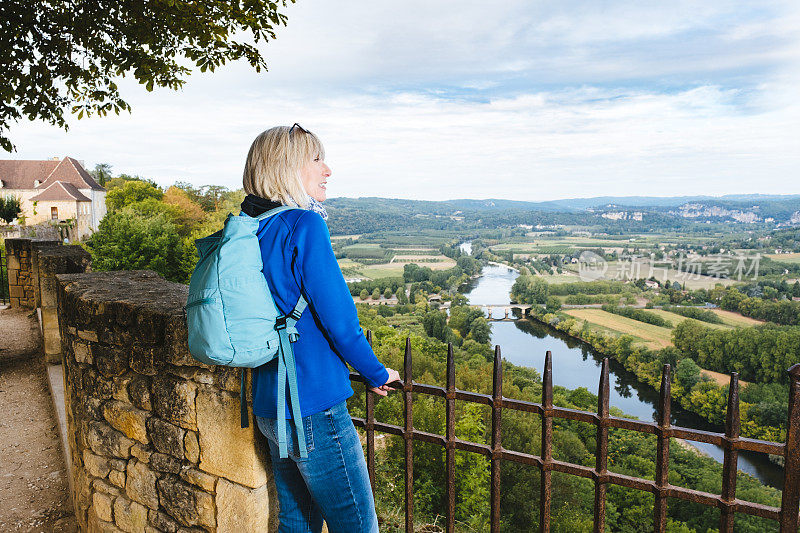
top-left (478, 303), bottom-right (532, 321)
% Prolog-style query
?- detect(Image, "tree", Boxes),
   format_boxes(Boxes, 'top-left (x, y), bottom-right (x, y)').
top-left (546, 295), bottom-right (562, 312)
top-left (0, 195), bottom-right (22, 223)
top-left (422, 310), bottom-right (450, 343)
top-left (1, 1), bottom-right (294, 151)
top-left (468, 317), bottom-right (491, 344)
top-left (383, 287), bottom-right (393, 299)
top-left (106, 181), bottom-right (163, 211)
top-left (87, 209), bottom-right (194, 283)
top-left (359, 289), bottom-right (369, 301)
top-left (91, 163), bottom-right (113, 187)
top-left (675, 358), bottom-right (702, 391)
top-left (371, 288), bottom-right (381, 300)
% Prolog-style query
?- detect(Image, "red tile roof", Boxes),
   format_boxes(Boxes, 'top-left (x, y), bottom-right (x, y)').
top-left (0, 159), bottom-right (60, 189)
top-left (30, 181), bottom-right (92, 202)
top-left (0, 157), bottom-right (104, 191)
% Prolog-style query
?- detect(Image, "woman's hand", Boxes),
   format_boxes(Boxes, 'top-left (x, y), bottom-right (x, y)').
top-left (368, 368), bottom-right (401, 396)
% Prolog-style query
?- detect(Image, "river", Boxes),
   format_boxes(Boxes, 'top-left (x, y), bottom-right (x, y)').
top-left (458, 251), bottom-right (784, 488)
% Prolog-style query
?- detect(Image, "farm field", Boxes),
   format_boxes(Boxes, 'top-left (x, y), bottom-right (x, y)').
top-left (562, 260), bottom-right (737, 290)
top-left (644, 309), bottom-right (731, 330)
top-left (358, 264), bottom-right (406, 279)
top-left (532, 271), bottom-right (584, 284)
top-left (709, 308), bottom-right (765, 327)
top-left (766, 253), bottom-right (800, 264)
top-left (563, 308), bottom-right (674, 350)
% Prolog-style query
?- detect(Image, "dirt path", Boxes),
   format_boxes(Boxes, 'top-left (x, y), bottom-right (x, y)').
top-left (0, 307), bottom-right (76, 532)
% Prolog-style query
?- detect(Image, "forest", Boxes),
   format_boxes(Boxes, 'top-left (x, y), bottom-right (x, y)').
top-left (349, 305), bottom-right (782, 532)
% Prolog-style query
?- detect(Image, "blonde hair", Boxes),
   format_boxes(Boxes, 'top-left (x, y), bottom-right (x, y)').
top-left (242, 125), bottom-right (325, 208)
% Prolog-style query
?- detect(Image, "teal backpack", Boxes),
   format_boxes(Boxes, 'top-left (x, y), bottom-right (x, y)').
top-left (185, 206), bottom-right (308, 458)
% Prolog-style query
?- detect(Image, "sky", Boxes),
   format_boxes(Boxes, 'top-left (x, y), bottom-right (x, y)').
top-left (6, 0), bottom-right (800, 201)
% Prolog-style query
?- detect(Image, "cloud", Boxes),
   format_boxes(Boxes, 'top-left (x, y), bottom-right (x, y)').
top-left (4, 0), bottom-right (799, 201)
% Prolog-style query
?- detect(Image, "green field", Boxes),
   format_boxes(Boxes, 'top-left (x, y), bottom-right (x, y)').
top-left (709, 308), bottom-right (764, 327)
top-left (356, 264), bottom-right (406, 279)
top-left (766, 253), bottom-right (800, 264)
top-left (645, 309), bottom-right (730, 330)
top-left (563, 308), bottom-right (674, 350)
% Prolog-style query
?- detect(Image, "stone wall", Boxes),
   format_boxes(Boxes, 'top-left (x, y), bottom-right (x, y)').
top-left (35, 245), bottom-right (92, 363)
top-left (57, 270), bottom-right (278, 533)
top-left (5, 237), bottom-right (61, 308)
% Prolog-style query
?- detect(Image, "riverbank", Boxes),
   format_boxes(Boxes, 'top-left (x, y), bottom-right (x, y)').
top-left (461, 263), bottom-right (786, 487)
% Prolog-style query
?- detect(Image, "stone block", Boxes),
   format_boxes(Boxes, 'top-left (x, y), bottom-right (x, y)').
top-left (93, 491), bottom-right (115, 522)
top-left (180, 468), bottom-right (217, 492)
top-left (126, 459), bottom-right (159, 510)
top-left (78, 329), bottom-right (100, 342)
top-left (73, 340), bottom-right (93, 364)
top-left (88, 421), bottom-right (134, 458)
top-left (114, 496), bottom-right (148, 533)
top-left (196, 386), bottom-right (268, 488)
top-left (148, 509), bottom-right (179, 533)
top-left (112, 375), bottom-right (133, 403)
top-left (183, 431), bottom-right (199, 464)
top-left (7, 268), bottom-right (18, 285)
top-left (103, 400), bottom-right (149, 444)
top-left (129, 376), bottom-right (152, 411)
top-left (83, 449), bottom-right (111, 478)
top-left (9, 284), bottom-right (23, 298)
top-left (131, 444), bottom-right (152, 464)
top-left (150, 453), bottom-right (182, 474)
top-left (214, 366), bottom-right (241, 393)
top-left (75, 468), bottom-right (93, 522)
top-left (94, 344), bottom-right (130, 377)
top-left (109, 469), bottom-right (126, 489)
top-left (147, 417), bottom-right (185, 457)
top-left (151, 375), bottom-right (197, 430)
top-left (88, 509), bottom-right (124, 533)
top-left (130, 344), bottom-right (165, 376)
top-left (192, 369), bottom-right (214, 385)
top-left (7, 254), bottom-right (20, 270)
top-left (83, 396), bottom-right (105, 421)
top-left (156, 474), bottom-right (215, 529)
top-left (84, 369), bottom-right (114, 400)
top-left (109, 458), bottom-right (127, 471)
top-left (93, 478), bottom-right (123, 498)
top-left (216, 478), bottom-right (273, 533)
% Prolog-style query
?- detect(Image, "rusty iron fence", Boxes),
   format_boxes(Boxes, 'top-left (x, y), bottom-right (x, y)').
top-left (349, 333), bottom-right (800, 533)
top-left (0, 247), bottom-right (9, 305)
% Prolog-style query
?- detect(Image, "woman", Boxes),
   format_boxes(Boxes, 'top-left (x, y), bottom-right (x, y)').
top-left (241, 124), bottom-right (400, 533)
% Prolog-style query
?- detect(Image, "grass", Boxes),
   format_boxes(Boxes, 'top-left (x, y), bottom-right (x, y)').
top-left (358, 264), bottom-right (407, 279)
top-left (563, 308), bottom-right (674, 350)
top-left (564, 260), bottom-right (737, 290)
top-left (644, 309), bottom-right (728, 330)
top-left (709, 308), bottom-right (764, 327)
top-left (766, 253), bottom-right (800, 264)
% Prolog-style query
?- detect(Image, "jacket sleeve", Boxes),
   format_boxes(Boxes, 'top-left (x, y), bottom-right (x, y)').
top-left (290, 212), bottom-right (390, 388)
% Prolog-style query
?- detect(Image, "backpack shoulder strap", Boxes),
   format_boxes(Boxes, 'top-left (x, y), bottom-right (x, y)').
top-left (241, 205), bottom-right (302, 222)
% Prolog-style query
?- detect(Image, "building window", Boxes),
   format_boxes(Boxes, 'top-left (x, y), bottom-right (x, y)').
top-left (51, 207), bottom-right (58, 220)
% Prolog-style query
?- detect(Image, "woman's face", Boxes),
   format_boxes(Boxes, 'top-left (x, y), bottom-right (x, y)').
top-left (299, 154), bottom-right (331, 202)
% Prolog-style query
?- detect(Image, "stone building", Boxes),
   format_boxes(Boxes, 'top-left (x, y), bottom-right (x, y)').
top-left (0, 156), bottom-right (106, 239)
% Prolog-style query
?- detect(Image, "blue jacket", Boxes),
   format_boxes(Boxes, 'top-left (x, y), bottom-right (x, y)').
top-left (241, 195), bottom-right (389, 419)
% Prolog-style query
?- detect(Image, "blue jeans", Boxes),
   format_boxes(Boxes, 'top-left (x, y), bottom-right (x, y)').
top-left (256, 401), bottom-right (379, 533)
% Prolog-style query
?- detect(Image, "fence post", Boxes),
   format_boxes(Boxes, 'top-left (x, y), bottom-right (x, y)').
top-left (490, 345), bottom-right (503, 533)
top-left (719, 373), bottom-right (740, 532)
top-left (445, 343), bottom-right (456, 533)
top-left (365, 330), bottom-right (376, 496)
top-left (780, 364), bottom-right (800, 531)
top-left (540, 351), bottom-right (553, 533)
top-left (653, 364), bottom-right (672, 533)
top-left (593, 358), bottom-right (610, 533)
top-left (403, 337), bottom-right (414, 533)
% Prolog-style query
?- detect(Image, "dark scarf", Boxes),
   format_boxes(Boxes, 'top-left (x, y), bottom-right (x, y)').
top-left (240, 194), bottom-right (329, 220)
top-left (240, 194), bottom-right (283, 217)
